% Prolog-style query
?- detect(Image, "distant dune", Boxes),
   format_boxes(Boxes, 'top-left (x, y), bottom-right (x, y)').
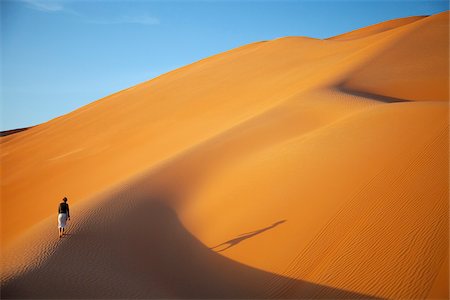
top-left (1, 11), bottom-right (448, 299)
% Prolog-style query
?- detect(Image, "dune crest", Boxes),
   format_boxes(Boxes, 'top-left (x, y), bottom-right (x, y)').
top-left (327, 15), bottom-right (426, 41)
top-left (1, 11), bottom-right (448, 299)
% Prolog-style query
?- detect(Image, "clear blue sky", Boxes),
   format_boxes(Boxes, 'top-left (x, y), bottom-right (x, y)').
top-left (1, 0), bottom-right (448, 130)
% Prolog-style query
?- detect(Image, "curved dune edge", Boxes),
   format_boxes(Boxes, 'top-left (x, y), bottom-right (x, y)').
top-left (1, 11), bottom-right (449, 299)
top-left (1, 180), bottom-right (377, 299)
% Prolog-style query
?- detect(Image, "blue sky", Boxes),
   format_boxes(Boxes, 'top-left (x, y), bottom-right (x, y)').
top-left (1, 0), bottom-right (448, 130)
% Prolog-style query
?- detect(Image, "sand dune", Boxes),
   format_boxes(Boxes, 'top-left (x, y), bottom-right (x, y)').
top-left (327, 16), bottom-right (426, 41)
top-left (1, 11), bottom-right (448, 299)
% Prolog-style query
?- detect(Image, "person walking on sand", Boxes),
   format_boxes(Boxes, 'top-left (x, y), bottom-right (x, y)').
top-left (58, 197), bottom-right (70, 238)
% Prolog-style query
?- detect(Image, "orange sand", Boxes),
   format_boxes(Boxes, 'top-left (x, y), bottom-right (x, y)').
top-left (1, 12), bottom-right (448, 299)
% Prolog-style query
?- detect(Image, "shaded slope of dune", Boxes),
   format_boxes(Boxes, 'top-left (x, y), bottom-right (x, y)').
top-left (1, 11), bottom-right (448, 299)
top-left (1, 184), bottom-right (376, 299)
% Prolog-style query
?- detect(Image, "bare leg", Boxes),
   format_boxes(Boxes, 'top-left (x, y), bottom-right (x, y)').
top-left (59, 228), bottom-right (62, 238)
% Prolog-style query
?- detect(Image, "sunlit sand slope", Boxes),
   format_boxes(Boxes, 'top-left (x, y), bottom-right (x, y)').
top-left (1, 11), bottom-right (448, 299)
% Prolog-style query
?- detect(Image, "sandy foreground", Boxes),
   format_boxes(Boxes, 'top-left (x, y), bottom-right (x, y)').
top-left (1, 12), bottom-right (448, 299)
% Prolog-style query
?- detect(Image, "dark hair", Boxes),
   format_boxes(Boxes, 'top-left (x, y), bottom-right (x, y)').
top-left (63, 197), bottom-right (68, 202)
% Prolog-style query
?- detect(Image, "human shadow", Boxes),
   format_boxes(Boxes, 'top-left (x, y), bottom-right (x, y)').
top-left (210, 220), bottom-right (286, 252)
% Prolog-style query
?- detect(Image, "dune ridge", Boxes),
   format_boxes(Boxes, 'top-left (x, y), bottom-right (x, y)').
top-left (1, 11), bottom-right (449, 298)
top-left (327, 15), bottom-right (426, 41)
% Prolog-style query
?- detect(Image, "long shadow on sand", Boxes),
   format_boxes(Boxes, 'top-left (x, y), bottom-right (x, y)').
top-left (336, 83), bottom-right (409, 103)
top-left (210, 220), bottom-right (286, 252)
top-left (2, 194), bottom-right (378, 299)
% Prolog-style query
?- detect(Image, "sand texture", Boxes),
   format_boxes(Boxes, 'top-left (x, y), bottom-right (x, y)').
top-left (1, 12), bottom-right (448, 299)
